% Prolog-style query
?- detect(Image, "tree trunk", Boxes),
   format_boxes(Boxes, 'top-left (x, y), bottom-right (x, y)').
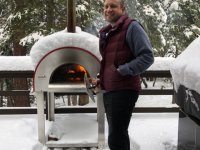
top-left (0, 82), bottom-right (3, 107)
top-left (9, 40), bottom-right (30, 107)
top-left (12, 78), bottom-right (30, 107)
top-left (46, 0), bottom-right (55, 32)
top-left (67, 95), bottom-right (78, 106)
top-left (9, 0), bottom-right (30, 107)
top-left (7, 96), bottom-right (14, 107)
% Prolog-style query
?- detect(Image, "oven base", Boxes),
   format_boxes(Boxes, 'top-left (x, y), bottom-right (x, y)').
top-left (46, 114), bottom-right (100, 148)
top-left (35, 91), bottom-right (105, 149)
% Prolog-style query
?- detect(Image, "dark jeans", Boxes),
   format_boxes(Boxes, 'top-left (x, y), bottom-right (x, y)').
top-left (103, 90), bottom-right (139, 150)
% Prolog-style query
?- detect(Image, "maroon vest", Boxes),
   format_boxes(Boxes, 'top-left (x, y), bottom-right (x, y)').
top-left (99, 14), bottom-right (141, 92)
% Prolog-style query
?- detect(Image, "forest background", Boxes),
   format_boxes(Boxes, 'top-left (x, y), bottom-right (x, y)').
top-left (0, 0), bottom-right (199, 107)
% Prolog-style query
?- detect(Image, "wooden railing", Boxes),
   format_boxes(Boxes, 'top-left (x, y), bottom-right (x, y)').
top-left (0, 70), bottom-right (178, 114)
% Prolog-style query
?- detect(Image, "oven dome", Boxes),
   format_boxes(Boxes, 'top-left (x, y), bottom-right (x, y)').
top-left (30, 27), bottom-right (100, 69)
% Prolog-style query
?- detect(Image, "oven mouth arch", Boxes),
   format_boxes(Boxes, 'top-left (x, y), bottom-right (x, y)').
top-left (50, 63), bottom-right (90, 84)
top-left (33, 47), bottom-right (100, 92)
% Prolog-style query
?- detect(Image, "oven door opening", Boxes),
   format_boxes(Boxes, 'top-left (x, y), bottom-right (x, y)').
top-left (49, 63), bottom-right (91, 106)
top-left (50, 63), bottom-right (89, 84)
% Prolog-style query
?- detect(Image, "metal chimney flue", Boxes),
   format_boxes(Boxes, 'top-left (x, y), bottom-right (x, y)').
top-left (67, 0), bottom-right (76, 33)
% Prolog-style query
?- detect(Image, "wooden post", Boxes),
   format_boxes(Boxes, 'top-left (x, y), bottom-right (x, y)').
top-left (67, 0), bottom-right (76, 33)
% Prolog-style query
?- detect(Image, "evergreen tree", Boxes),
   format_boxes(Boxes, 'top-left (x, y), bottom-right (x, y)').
top-left (125, 0), bottom-right (200, 57)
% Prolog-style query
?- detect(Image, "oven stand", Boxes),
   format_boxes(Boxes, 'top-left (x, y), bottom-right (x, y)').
top-left (35, 91), bottom-right (105, 149)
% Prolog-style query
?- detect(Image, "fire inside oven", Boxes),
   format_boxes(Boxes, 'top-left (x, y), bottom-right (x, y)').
top-left (50, 63), bottom-right (89, 84)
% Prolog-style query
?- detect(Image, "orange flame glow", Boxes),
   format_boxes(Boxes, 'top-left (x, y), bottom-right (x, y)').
top-left (77, 65), bottom-right (86, 73)
top-left (66, 64), bottom-right (87, 81)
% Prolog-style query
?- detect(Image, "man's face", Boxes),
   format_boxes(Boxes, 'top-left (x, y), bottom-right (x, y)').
top-left (104, 0), bottom-right (124, 24)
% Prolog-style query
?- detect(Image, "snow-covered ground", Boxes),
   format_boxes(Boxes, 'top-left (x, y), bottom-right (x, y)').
top-left (0, 81), bottom-right (178, 150)
top-left (0, 112), bottom-right (178, 150)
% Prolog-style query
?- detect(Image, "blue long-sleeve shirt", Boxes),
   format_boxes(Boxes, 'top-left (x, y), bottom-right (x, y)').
top-left (118, 21), bottom-right (154, 76)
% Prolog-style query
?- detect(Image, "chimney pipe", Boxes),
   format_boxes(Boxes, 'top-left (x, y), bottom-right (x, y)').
top-left (67, 0), bottom-right (76, 33)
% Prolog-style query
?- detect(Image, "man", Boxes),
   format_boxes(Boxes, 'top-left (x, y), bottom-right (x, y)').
top-left (93, 0), bottom-right (154, 149)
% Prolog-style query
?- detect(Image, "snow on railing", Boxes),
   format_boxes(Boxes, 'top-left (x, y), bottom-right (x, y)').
top-left (0, 56), bottom-right (178, 114)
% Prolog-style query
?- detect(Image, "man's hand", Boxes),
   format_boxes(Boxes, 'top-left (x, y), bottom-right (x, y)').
top-left (89, 78), bottom-right (100, 94)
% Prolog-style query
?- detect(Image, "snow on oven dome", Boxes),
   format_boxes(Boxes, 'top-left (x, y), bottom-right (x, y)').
top-left (170, 36), bottom-right (200, 94)
top-left (30, 27), bottom-right (100, 68)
